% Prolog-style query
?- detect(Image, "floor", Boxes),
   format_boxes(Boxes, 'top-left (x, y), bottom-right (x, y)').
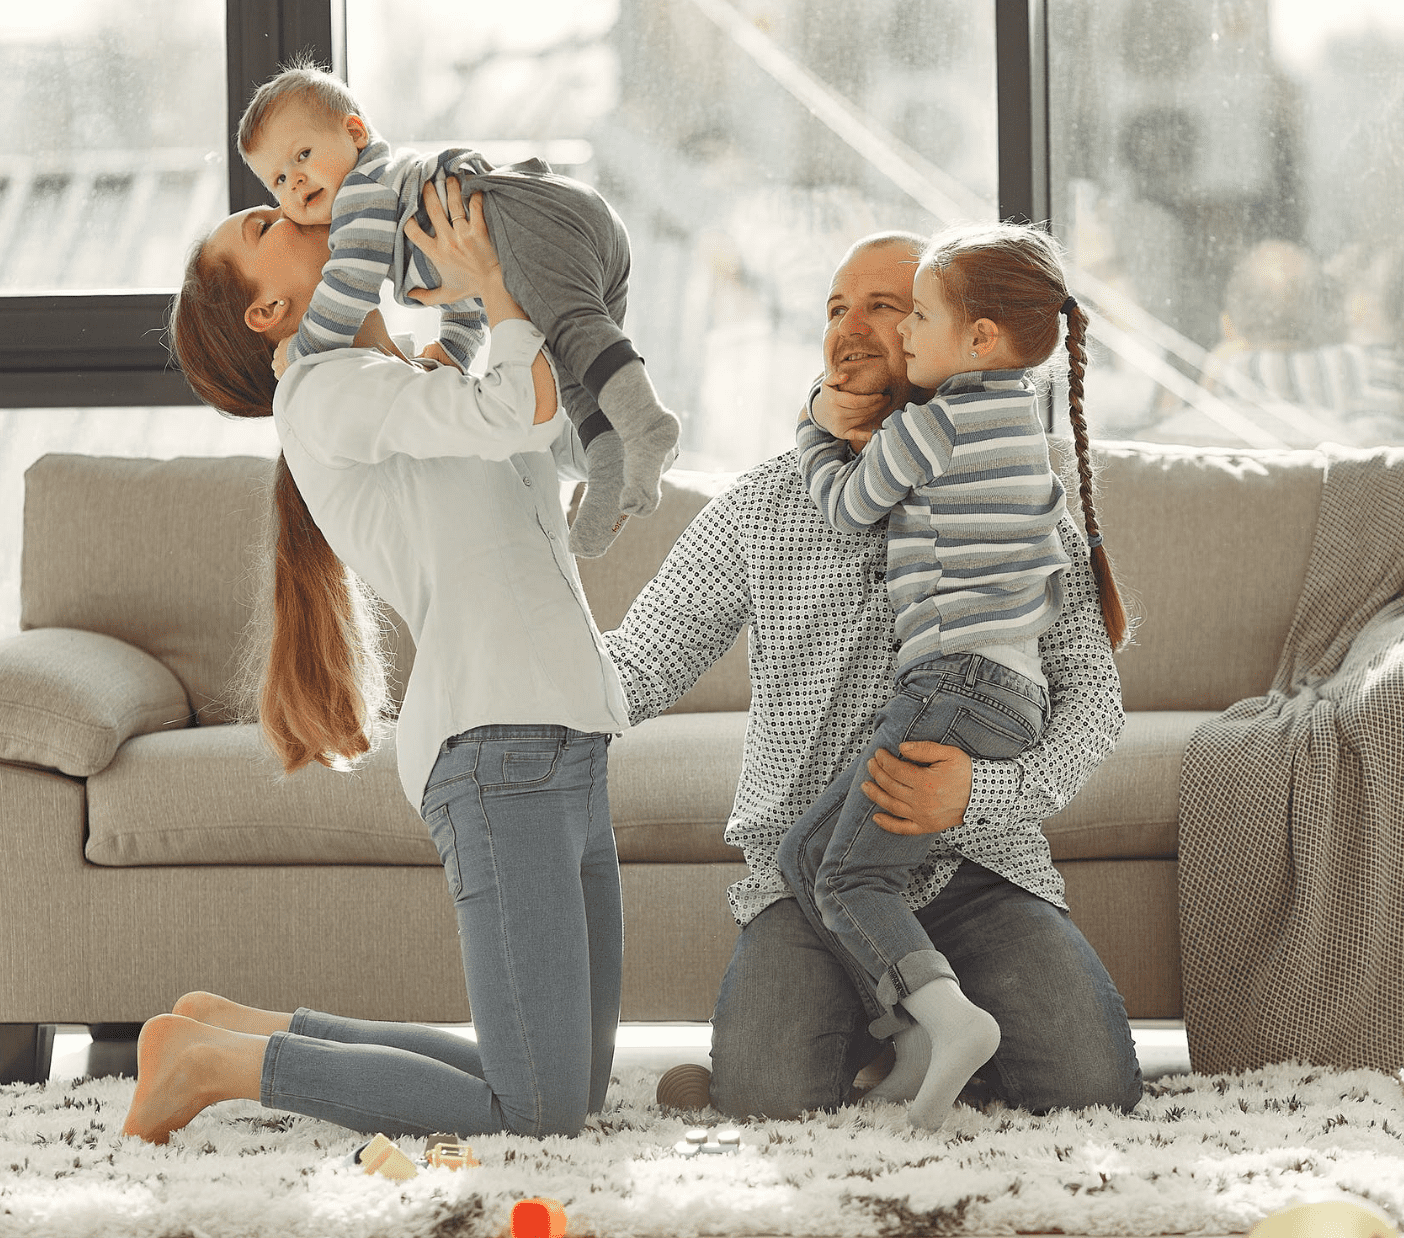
top-left (46, 1023), bottom-right (1227, 1238)
top-left (47, 1020), bottom-right (1194, 1083)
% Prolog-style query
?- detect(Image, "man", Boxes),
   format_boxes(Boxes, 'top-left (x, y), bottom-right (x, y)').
top-left (604, 231), bottom-right (1141, 1120)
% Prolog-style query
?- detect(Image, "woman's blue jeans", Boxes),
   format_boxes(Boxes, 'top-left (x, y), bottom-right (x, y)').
top-left (778, 652), bottom-right (1048, 1035)
top-left (260, 725), bottom-right (622, 1137)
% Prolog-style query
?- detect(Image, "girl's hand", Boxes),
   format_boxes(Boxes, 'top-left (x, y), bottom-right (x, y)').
top-left (404, 179), bottom-right (511, 310)
top-left (812, 372), bottom-right (888, 446)
top-left (271, 336), bottom-right (293, 379)
top-left (417, 340), bottom-right (461, 371)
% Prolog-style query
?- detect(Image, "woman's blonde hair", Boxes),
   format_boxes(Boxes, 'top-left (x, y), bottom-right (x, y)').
top-left (169, 239), bottom-right (387, 773)
top-left (924, 222), bottom-right (1128, 650)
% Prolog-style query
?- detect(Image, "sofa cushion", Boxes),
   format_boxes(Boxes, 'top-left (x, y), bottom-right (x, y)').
top-left (1074, 440), bottom-right (1323, 712)
top-left (1040, 710), bottom-right (1217, 861)
top-left (85, 713), bottom-right (749, 867)
top-left (0, 629), bottom-right (193, 776)
top-left (85, 724), bottom-right (436, 867)
top-left (607, 712), bottom-right (746, 863)
top-left (21, 454), bottom-right (421, 724)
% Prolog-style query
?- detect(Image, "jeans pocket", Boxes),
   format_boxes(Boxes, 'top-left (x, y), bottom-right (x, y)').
top-left (424, 802), bottom-right (464, 900)
top-left (940, 703), bottom-right (1039, 760)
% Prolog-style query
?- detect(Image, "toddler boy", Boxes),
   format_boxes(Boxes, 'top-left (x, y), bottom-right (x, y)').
top-left (239, 61), bottom-right (679, 556)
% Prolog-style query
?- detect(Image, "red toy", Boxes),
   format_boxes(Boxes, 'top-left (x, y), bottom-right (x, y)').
top-left (511, 1197), bottom-right (568, 1238)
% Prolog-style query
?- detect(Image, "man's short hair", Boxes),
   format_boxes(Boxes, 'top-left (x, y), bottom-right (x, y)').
top-left (842, 230), bottom-right (928, 266)
top-left (237, 55), bottom-right (366, 158)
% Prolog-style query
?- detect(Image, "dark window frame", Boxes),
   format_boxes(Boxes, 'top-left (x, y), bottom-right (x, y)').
top-left (0, 0), bottom-right (1048, 410)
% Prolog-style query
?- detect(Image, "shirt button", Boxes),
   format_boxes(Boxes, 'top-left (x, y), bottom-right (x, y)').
top-left (522, 475), bottom-right (533, 487)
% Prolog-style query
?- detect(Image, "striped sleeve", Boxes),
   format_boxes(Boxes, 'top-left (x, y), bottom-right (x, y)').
top-left (286, 140), bottom-right (400, 365)
top-left (796, 401), bottom-right (957, 533)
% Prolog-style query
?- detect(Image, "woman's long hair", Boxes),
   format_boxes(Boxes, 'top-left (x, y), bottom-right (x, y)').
top-left (925, 223), bottom-right (1128, 650)
top-left (170, 239), bottom-right (387, 773)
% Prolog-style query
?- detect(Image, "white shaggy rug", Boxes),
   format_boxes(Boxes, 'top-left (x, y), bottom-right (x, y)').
top-left (2, 1062), bottom-right (1403, 1237)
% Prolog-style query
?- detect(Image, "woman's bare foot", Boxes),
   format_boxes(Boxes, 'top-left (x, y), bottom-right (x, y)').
top-left (172, 991), bottom-right (293, 1037)
top-left (122, 1014), bottom-right (265, 1144)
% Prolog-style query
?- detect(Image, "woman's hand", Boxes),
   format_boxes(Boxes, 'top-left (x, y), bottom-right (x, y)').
top-left (811, 371), bottom-right (890, 447)
top-left (404, 178), bottom-right (524, 327)
top-left (863, 741), bottom-right (973, 835)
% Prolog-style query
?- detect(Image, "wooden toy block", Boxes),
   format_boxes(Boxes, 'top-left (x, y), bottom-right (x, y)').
top-left (356, 1133), bottom-right (419, 1180)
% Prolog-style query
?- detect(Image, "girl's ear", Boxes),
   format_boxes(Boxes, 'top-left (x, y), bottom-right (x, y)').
top-left (245, 297), bottom-right (290, 335)
top-left (345, 114), bottom-right (371, 150)
top-left (971, 317), bottom-right (1001, 356)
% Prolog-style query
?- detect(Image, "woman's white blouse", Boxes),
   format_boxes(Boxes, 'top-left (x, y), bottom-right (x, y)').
top-left (273, 319), bottom-right (630, 810)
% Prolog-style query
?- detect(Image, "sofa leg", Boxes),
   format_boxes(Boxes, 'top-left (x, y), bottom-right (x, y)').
top-left (86, 1022), bottom-right (142, 1079)
top-left (0, 1023), bottom-right (57, 1085)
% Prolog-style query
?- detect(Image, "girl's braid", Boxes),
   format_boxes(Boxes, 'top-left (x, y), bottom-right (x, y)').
top-left (1063, 301), bottom-right (1128, 650)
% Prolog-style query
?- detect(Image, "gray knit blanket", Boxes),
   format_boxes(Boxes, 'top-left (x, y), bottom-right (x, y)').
top-left (1178, 445), bottom-right (1404, 1074)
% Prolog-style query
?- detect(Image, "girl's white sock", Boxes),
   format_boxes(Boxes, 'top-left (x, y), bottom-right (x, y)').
top-left (860, 1022), bottom-right (931, 1105)
top-left (900, 977), bottom-right (1001, 1132)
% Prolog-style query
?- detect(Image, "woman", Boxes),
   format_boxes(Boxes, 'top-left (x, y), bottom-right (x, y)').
top-left (122, 179), bottom-right (630, 1143)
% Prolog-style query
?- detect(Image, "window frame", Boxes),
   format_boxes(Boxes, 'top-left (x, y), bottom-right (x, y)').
top-left (0, 0), bottom-right (1045, 410)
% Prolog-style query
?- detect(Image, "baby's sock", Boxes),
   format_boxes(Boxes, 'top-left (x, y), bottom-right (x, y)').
top-left (901, 978), bottom-right (1001, 1132)
top-left (568, 430), bottom-right (628, 558)
top-left (860, 1023), bottom-right (931, 1106)
top-left (596, 360), bottom-right (680, 518)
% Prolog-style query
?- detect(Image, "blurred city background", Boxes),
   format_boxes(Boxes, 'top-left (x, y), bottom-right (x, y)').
top-left (2, 0), bottom-right (1403, 630)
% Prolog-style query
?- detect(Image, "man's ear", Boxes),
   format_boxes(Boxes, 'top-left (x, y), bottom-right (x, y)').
top-left (244, 297), bottom-right (290, 335)
top-left (345, 114), bottom-right (371, 150)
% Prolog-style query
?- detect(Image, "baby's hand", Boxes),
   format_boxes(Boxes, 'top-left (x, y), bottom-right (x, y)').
top-left (271, 336), bottom-right (293, 380)
top-left (417, 340), bottom-right (461, 371)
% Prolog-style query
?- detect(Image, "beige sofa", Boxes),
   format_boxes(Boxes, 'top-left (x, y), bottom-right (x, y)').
top-left (0, 441), bottom-right (1327, 1083)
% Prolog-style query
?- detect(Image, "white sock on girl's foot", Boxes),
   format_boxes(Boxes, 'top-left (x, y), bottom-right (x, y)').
top-left (900, 977), bottom-right (1001, 1132)
top-left (860, 1022), bottom-right (931, 1105)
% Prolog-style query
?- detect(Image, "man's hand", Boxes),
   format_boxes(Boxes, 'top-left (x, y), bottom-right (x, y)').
top-left (811, 370), bottom-right (889, 447)
top-left (863, 742), bottom-right (973, 835)
top-left (271, 336), bottom-right (293, 380)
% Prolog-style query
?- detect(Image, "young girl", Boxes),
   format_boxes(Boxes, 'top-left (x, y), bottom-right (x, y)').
top-left (239, 57), bottom-right (678, 558)
top-left (121, 178), bottom-right (631, 1143)
top-left (778, 222), bottom-right (1126, 1132)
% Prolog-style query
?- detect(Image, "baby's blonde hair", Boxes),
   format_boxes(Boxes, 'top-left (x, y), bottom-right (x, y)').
top-left (237, 54), bottom-right (368, 160)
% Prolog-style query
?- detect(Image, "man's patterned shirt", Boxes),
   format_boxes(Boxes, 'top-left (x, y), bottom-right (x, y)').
top-left (604, 449), bottom-right (1124, 927)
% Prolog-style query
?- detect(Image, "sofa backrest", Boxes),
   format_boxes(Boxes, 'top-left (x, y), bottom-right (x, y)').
top-left (1074, 439), bottom-right (1324, 711)
top-left (20, 455), bottom-right (750, 725)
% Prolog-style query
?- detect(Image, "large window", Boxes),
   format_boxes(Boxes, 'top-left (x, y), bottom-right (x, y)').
top-left (4, 0), bottom-right (1403, 634)
top-left (1048, 0), bottom-right (1404, 447)
top-left (346, 0), bottom-right (999, 468)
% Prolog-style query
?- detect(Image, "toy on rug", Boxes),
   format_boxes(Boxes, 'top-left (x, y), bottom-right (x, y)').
top-left (1248, 1198), bottom-right (1398, 1238)
top-left (352, 1133), bottom-right (419, 1181)
top-left (672, 1125), bottom-right (741, 1156)
top-left (426, 1137), bottom-right (479, 1169)
top-left (510, 1197), bottom-right (568, 1238)
top-left (348, 1133), bottom-right (480, 1178)
top-left (654, 1062), bottom-right (712, 1110)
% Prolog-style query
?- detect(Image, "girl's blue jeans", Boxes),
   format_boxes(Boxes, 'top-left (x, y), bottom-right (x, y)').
top-left (259, 725), bottom-right (622, 1137)
top-left (778, 651), bottom-right (1049, 1037)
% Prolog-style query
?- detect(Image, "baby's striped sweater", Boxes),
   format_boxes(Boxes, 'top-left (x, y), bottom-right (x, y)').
top-left (286, 140), bottom-right (487, 370)
top-left (798, 369), bottom-right (1070, 679)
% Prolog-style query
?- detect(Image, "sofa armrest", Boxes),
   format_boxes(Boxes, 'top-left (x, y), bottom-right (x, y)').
top-left (0, 629), bottom-right (193, 776)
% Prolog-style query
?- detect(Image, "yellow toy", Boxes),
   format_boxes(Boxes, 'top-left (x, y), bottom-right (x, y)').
top-left (426, 1138), bottom-right (479, 1170)
top-left (355, 1133), bottom-right (418, 1181)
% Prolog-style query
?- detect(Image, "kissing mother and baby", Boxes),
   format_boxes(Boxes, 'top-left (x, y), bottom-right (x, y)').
top-left (122, 61), bottom-right (1141, 1145)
